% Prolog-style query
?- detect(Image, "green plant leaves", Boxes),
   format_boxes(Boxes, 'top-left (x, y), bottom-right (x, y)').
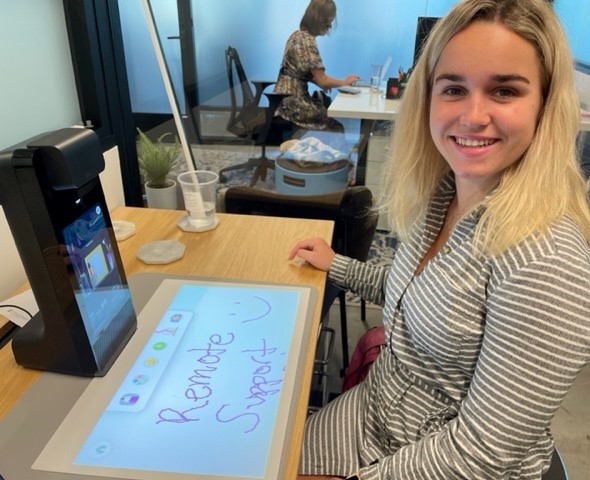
top-left (136, 128), bottom-right (181, 188)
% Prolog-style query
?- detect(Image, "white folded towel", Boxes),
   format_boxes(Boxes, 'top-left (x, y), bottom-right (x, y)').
top-left (281, 136), bottom-right (348, 163)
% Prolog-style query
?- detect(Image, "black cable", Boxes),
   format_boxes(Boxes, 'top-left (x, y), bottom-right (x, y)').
top-left (0, 304), bottom-right (29, 350)
top-left (0, 304), bottom-right (33, 319)
top-left (0, 321), bottom-right (19, 349)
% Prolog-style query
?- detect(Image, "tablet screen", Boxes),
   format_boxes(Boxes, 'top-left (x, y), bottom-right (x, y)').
top-left (33, 278), bottom-right (315, 480)
top-left (62, 203), bottom-right (134, 359)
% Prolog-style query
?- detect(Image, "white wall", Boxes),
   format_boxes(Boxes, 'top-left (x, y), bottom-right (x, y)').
top-left (0, 145), bottom-right (124, 301)
top-left (0, 209), bottom-right (26, 301)
top-left (100, 146), bottom-right (126, 212)
top-left (0, 1), bottom-right (81, 148)
top-left (0, 1), bottom-right (126, 300)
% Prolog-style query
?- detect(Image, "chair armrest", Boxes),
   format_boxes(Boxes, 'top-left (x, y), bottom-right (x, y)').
top-left (264, 92), bottom-right (291, 116)
top-left (251, 80), bottom-right (276, 103)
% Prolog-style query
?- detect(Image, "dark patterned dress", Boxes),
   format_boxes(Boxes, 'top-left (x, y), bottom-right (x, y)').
top-left (274, 29), bottom-right (343, 131)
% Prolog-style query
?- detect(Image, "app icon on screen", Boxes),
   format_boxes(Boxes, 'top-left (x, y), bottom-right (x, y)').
top-left (132, 374), bottom-right (149, 385)
top-left (89, 441), bottom-right (112, 459)
top-left (143, 357), bottom-right (158, 367)
top-left (119, 393), bottom-right (139, 406)
top-left (154, 327), bottom-right (179, 336)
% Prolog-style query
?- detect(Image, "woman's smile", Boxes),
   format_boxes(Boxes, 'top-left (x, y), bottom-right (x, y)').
top-left (430, 21), bottom-right (543, 197)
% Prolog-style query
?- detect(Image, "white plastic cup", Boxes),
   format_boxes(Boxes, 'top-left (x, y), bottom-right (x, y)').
top-left (177, 170), bottom-right (218, 229)
top-left (370, 64), bottom-right (382, 92)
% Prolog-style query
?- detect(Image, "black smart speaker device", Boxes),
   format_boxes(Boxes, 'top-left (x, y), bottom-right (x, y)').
top-left (0, 128), bottom-right (136, 376)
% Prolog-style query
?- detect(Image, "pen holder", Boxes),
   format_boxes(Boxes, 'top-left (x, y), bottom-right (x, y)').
top-left (386, 77), bottom-right (402, 99)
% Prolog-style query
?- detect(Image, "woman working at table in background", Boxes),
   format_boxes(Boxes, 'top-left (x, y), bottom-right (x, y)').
top-left (289, 0), bottom-right (590, 479)
top-left (274, 0), bottom-right (359, 132)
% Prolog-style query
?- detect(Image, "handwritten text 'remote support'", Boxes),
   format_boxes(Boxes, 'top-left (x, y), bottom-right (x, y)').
top-left (157, 332), bottom-right (286, 433)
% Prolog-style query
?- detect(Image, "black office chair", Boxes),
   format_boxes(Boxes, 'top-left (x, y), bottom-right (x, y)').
top-left (224, 185), bottom-right (378, 374)
top-left (220, 46), bottom-right (294, 187)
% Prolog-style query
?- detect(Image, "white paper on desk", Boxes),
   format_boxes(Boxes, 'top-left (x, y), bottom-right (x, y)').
top-left (1, 289), bottom-right (38, 327)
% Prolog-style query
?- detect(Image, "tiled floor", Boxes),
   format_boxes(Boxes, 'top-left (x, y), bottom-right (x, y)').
top-left (317, 301), bottom-right (590, 479)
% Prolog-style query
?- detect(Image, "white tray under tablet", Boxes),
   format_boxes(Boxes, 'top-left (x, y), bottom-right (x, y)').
top-left (0, 273), bottom-right (317, 480)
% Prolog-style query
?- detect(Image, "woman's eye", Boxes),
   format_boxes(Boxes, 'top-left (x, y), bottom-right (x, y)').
top-left (442, 86), bottom-right (464, 96)
top-left (495, 87), bottom-right (517, 98)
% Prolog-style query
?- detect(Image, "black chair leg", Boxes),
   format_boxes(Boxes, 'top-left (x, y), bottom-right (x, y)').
top-left (361, 298), bottom-right (367, 322)
top-left (249, 144), bottom-right (276, 187)
top-left (218, 157), bottom-right (259, 183)
top-left (339, 290), bottom-right (349, 376)
top-left (250, 159), bottom-right (275, 186)
top-left (218, 153), bottom-right (275, 186)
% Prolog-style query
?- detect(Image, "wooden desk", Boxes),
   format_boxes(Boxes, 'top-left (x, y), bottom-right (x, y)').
top-left (0, 206), bottom-right (334, 480)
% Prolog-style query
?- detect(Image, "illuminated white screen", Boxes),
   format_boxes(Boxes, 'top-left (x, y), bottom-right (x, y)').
top-left (33, 278), bottom-right (315, 480)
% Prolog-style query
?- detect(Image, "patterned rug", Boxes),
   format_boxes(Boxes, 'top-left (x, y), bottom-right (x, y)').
top-left (181, 144), bottom-right (279, 191)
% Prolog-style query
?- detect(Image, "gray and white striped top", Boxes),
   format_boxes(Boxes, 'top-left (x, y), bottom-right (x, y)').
top-left (299, 177), bottom-right (590, 479)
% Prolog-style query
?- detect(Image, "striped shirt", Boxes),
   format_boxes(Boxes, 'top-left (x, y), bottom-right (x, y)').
top-left (299, 177), bottom-right (590, 479)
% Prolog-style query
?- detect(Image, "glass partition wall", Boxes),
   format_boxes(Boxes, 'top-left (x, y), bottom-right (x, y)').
top-left (118, 0), bottom-right (590, 186)
top-left (120, 0), bottom-right (456, 178)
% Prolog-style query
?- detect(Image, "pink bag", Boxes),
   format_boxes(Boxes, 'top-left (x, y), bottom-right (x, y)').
top-left (342, 326), bottom-right (385, 393)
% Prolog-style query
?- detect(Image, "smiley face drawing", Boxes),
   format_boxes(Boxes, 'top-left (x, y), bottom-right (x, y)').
top-left (227, 295), bottom-right (272, 324)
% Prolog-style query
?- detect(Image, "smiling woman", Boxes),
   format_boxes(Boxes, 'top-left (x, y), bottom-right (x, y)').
top-left (386, 0), bottom-right (589, 255)
top-left (429, 21), bottom-right (543, 214)
top-left (291, 1), bottom-right (590, 479)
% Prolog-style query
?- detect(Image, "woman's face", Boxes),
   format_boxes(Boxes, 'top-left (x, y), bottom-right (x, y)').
top-left (319, 16), bottom-right (334, 35)
top-left (429, 21), bottom-right (543, 196)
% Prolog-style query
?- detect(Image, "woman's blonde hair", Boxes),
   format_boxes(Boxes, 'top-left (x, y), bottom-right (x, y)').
top-left (381, 0), bottom-right (590, 254)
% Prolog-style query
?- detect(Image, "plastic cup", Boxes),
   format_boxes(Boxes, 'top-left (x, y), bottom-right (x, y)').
top-left (177, 170), bottom-right (218, 229)
top-left (370, 64), bottom-right (382, 92)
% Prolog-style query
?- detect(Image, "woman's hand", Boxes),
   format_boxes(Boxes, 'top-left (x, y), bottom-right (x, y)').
top-left (311, 69), bottom-right (359, 90)
top-left (289, 237), bottom-right (335, 272)
top-left (344, 74), bottom-right (360, 86)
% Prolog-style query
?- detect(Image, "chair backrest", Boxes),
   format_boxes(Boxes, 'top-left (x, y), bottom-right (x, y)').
top-left (223, 186), bottom-right (378, 261)
top-left (225, 46), bottom-right (264, 138)
top-left (226, 46), bottom-right (256, 111)
top-left (336, 186), bottom-right (377, 261)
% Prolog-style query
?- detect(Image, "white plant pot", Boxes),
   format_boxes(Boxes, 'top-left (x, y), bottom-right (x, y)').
top-left (144, 180), bottom-right (178, 210)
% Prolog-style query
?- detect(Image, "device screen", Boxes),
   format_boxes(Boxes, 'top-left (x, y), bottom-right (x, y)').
top-left (62, 203), bottom-right (134, 356)
top-left (74, 283), bottom-right (300, 477)
top-left (33, 278), bottom-right (315, 480)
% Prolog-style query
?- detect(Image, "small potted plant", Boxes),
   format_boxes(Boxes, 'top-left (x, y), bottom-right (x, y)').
top-left (136, 128), bottom-right (181, 209)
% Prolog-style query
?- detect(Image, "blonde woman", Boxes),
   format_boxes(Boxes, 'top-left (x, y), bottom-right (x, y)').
top-left (289, 0), bottom-right (590, 478)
